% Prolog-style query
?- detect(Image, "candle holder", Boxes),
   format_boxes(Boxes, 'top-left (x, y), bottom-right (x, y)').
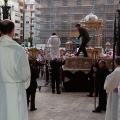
top-left (66, 38), bottom-right (74, 54)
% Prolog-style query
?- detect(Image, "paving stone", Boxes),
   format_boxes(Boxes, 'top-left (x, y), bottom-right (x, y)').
top-left (29, 83), bottom-right (105, 120)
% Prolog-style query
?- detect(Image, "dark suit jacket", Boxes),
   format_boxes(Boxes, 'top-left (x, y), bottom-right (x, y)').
top-left (95, 66), bottom-right (110, 89)
top-left (87, 65), bottom-right (94, 81)
top-left (27, 65), bottom-right (38, 92)
top-left (50, 59), bottom-right (65, 77)
top-left (78, 27), bottom-right (90, 43)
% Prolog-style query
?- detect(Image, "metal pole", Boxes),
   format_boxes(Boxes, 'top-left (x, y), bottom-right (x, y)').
top-left (112, 13), bottom-right (116, 71)
top-left (94, 76), bottom-right (96, 110)
top-left (23, 0), bottom-right (25, 45)
top-left (116, 10), bottom-right (120, 56)
top-left (0, 0), bottom-right (11, 20)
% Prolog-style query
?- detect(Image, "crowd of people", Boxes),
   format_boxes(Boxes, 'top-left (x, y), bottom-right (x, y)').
top-left (0, 19), bottom-right (120, 120)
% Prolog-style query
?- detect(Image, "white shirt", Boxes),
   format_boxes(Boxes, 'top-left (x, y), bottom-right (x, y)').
top-left (48, 35), bottom-right (61, 59)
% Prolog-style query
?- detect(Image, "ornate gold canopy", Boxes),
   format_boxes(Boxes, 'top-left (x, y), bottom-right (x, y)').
top-left (80, 13), bottom-right (104, 47)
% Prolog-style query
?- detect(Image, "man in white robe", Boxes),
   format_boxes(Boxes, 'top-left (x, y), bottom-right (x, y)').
top-left (48, 33), bottom-right (61, 59)
top-left (0, 20), bottom-right (30, 120)
top-left (104, 56), bottom-right (120, 120)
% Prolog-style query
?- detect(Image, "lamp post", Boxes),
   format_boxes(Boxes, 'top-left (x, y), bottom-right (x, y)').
top-left (0, 0), bottom-right (11, 20)
top-left (113, 2), bottom-right (120, 70)
top-left (116, 9), bottom-right (120, 56)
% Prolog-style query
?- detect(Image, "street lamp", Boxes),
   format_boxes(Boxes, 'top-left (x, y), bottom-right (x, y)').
top-left (113, 1), bottom-right (120, 70)
top-left (116, 9), bottom-right (120, 56)
top-left (0, 0), bottom-right (11, 20)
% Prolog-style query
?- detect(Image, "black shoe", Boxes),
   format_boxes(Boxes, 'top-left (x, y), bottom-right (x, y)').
top-left (30, 108), bottom-right (37, 111)
top-left (94, 95), bottom-right (98, 97)
top-left (74, 53), bottom-right (79, 56)
top-left (87, 94), bottom-right (93, 97)
top-left (38, 86), bottom-right (41, 91)
top-left (84, 56), bottom-right (88, 57)
top-left (92, 109), bottom-right (101, 113)
top-left (102, 108), bottom-right (106, 111)
top-left (52, 90), bottom-right (55, 93)
top-left (57, 92), bottom-right (61, 94)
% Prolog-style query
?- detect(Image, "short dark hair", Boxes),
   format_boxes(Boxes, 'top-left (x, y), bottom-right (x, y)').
top-left (75, 23), bottom-right (81, 27)
top-left (115, 56), bottom-right (120, 65)
top-left (29, 58), bottom-right (33, 64)
top-left (0, 20), bottom-right (14, 34)
top-left (94, 62), bottom-right (99, 70)
top-left (99, 60), bottom-right (106, 66)
top-left (52, 33), bottom-right (56, 35)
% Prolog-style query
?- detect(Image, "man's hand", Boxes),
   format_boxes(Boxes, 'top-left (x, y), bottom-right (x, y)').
top-left (113, 87), bottom-right (118, 93)
top-left (93, 73), bottom-right (96, 77)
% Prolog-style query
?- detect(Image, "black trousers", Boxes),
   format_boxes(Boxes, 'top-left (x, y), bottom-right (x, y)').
top-left (97, 88), bottom-right (107, 110)
top-left (26, 90), bottom-right (36, 110)
top-left (77, 42), bottom-right (88, 57)
top-left (46, 61), bottom-right (49, 82)
top-left (88, 78), bottom-right (94, 95)
top-left (91, 78), bottom-right (98, 96)
top-left (51, 76), bottom-right (60, 93)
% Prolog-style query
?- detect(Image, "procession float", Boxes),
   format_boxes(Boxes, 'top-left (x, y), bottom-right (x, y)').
top-left (62, 13), bottom-right (113, 92)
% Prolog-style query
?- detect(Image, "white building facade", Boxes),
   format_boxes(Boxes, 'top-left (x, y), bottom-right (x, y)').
top-left (0, 0), bottom-right (24, 43)
top-left (24, 0), bottom-right (37, 44)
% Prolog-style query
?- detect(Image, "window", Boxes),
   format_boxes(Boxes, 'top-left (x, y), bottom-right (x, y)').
top-left (25, 0), bottom-right (30, 2)
top-left (77, 0), bottom-right (82, 6)
top-left (27, 5), bottom-right (30, 10)
top-left (32, 20), bottom-right (34, 24)
top-left (106, 21), bottom-right (113, 29)
top-left (12, 5), bottom-right (14, 10)
top-left (25, 27), bottom-right (29, 31)
top-left (15, 13), bottom-right (20, 17)
top-left (91, 0), bottom-right (96, 5)
top-left (63, 0), bottom-right (67, 6)
top-left (26, 21), bottom-right (29, 24)
top-left (47, 1), bottom-right (53, 6)
top-left (15, 20), bottom-right (20, 23)
top-left (107, 0), bottom-right (114, 4)
top-left (15, 33), bottom-right (18, 36)
top-left (25, 12), bottom-right (30, 16)
top-left (33, 5), bottom-right (35, 10)
top-left (32, 13), bottom-right (34, 17)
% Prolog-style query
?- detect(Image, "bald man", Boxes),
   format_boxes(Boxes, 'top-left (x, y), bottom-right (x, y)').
top-left (0, 19), bottom-right (30, 120)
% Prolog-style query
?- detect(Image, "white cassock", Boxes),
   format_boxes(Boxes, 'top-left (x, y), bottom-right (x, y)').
top-left (0, 35), bottom-right (30, 120)
top-left (104, 66), bottom-right (120, 120)
top-left (48, 35), bottom-right (61, 59)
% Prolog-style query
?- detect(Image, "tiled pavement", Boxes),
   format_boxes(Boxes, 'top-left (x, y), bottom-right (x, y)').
top-left (28, 80), bottom-right (105, 120)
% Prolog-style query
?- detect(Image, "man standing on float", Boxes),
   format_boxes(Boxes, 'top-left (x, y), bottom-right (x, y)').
top-left (75, 24), bottom-right (90, 57)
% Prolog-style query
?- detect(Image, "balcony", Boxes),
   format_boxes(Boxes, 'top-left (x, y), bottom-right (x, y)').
top-left (25, 9), bottom-right (35, 12)
top-left (30, 16), bottom-right (35, 19)
top-left (29, 31), bottom-right (34, 34)
top-left (29, 23), bottom-right (34, 27)
top-left (20, 34), bottom-right (23, 36)
top-left (19, 6), bottom-right (23, 9)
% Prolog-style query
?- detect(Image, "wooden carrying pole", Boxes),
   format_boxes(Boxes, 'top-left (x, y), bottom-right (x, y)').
top-left (92, 50), bottom-right (97, 110)
top-left (94, 76), bottom-right (96, 110)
